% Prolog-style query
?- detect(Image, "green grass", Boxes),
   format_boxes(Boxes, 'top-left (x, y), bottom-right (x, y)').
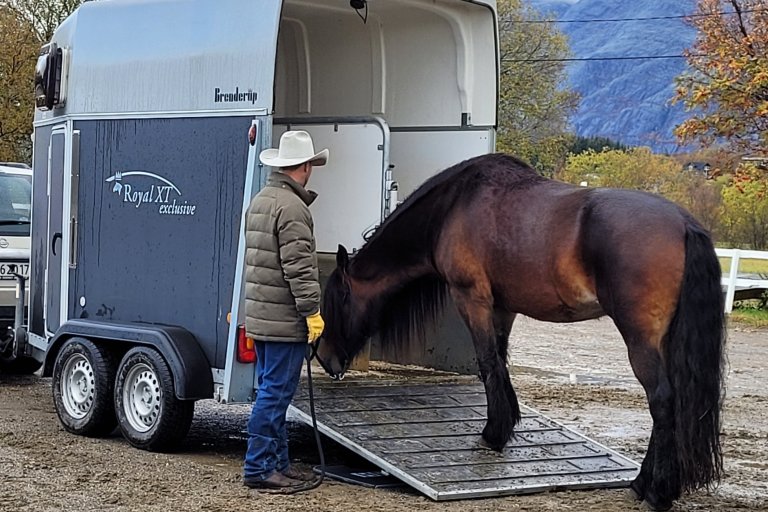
top-left (730, 306), bottom-right (768, 328)
top-left (718, 257), bottom-right (768, 275)
top-left (718, 254), bottom-right (768, 323)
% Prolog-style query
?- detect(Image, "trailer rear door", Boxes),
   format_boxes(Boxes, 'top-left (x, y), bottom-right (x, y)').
top-left (45, 127), bottom-right (66, 334)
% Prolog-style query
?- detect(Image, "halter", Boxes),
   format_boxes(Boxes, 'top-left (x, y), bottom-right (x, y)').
top-left (309, 336), bottom-right (351, 381)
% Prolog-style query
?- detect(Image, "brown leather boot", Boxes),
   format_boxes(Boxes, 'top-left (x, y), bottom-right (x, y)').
top-left (243, 472), bottom-right (312, 494)
top-left (281, 465), bottom-right (318, 482)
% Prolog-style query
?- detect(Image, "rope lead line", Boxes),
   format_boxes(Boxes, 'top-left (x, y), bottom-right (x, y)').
top-left (304, 343), bottom-right (325, 490)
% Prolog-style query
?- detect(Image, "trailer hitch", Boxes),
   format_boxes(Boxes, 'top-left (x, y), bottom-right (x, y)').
top-left (2, 266), bottom-right (28, 362)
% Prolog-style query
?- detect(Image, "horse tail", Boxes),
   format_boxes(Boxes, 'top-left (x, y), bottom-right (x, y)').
top-left (666, 220), bottom-right (725, 492)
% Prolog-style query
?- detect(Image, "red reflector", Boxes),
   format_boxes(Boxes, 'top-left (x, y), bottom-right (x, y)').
top-left (236, 325), bottom-right (257, 363)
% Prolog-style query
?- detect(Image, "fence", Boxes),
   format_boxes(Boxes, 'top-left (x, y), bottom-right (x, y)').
top-left (715, 248), bottom-right (768, 313)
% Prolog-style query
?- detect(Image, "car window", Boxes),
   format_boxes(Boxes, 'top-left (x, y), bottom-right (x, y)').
top-left (0, 172), bottom-right (32, 236)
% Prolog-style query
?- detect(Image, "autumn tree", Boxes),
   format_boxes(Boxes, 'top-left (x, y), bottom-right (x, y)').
top-left (0, 0), bottom-right (83, 162)
top-left (0, 6), bottom-right (38, 162)
top-left (497, 0), bottom-right (579, 176)
top-left (557, 146), bottom-right (727, 236)
top-left (557, 147), bottom-right (684, 193)
top-left (665, 170), bottom-right (726, 236)
top-left (720, 163), bottom-right (768, 249)
top-left (2, 0), bottom-right (81, 42)
top-left (674, 0), bottom-right (768, 154)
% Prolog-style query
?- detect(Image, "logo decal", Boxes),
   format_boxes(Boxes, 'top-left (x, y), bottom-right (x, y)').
top-left (214, 87), bottom-right (258, 105)
top-left (0, 238), bottom-right (8, 249)
top-left (105, 171), bottom-right (197, 216)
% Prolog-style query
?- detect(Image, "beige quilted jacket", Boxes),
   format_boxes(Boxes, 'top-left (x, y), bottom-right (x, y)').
top-left (244, 172), bottom-right (320, 342)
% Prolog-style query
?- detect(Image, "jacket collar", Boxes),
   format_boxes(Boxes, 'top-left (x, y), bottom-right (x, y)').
top-left (268, 171), bottom-right (317, 206)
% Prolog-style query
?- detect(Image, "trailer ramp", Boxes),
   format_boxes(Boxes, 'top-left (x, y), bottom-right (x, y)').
top-left (289, 380), bottom-right (639, 501)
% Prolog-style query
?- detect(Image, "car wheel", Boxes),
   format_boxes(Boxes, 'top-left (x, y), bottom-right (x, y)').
top-left (52, 337), bottom-right (118, 436)
top-left (114, 346), bottom-right (194, 452)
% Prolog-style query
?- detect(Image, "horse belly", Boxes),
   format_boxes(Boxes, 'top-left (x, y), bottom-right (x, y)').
top-left (506, 266), bottom-right (605, 322)
top-left (556, 296), bottom-right (605, 322)
top-left (552, 273), bottom-right (605, 321)
top-left (500, 280), bottom-right (604, 323)
top-left (526, 295), bottom-right (604, 323)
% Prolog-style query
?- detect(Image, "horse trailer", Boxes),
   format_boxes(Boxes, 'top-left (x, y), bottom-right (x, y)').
top-left (26, 0), bottom-right (497, 450)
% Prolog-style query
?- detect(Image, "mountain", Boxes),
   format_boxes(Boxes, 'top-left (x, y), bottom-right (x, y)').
top-left (528, 0), bottom-right (698, 153)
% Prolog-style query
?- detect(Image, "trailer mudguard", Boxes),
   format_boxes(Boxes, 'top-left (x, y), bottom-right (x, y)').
top-left (43, 319), bottom-right (213, 400)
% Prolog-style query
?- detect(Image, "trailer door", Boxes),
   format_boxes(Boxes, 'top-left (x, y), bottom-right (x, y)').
top-left (45, 127), bottom-right (65, 334)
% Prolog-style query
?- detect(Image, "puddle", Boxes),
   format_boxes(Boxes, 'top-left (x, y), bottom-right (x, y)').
top-left (513, 365), bottom-right (639, 389)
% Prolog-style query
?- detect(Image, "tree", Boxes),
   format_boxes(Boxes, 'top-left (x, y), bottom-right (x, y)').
top-left (497, 0), bottom-right (579, 176)
top-left (557, 147), bottom-right (684, 193)
top-left (2, 0), bottom-right (82, 42)
top-left (568, 135), bottom-right (628, 156)
top-left (0, 0), bottom-right (83, 162)
top-left (0, 6), bottom-right (38, 162)
top-left (558, 147), bottom-right (726, 238)
top-left (674, 0), bottom-right (768, 154)
top-left (720, 163), bottom-right (768, 249)
top-left (665, 170), bottom-right (725, 235)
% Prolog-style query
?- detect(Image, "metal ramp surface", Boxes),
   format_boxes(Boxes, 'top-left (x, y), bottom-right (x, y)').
top-left (289, 381), bottom-right (639, 501)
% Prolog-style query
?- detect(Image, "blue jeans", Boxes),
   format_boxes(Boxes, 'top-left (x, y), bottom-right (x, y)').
top-left (244, 340), bottom-right (307, 480)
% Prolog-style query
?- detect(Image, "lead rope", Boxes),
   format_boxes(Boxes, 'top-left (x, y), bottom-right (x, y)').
top-left (302, 342), bottom-right (325, 490)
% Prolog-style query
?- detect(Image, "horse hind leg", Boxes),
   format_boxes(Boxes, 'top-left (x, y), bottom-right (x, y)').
top-left (451, 289), bottom-right (520, 451)
top-left (620, 327), bottom-right (680, 511)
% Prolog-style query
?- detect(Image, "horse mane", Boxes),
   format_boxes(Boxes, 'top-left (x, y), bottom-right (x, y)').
top-left (362, 153), bottom-right (537, 250)
top-left (356, 153), bottom-right (538, 264)
top-left (349, 152), bottom-right (542, 352)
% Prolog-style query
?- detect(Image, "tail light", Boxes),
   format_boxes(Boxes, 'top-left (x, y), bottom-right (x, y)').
top-left (236, 324), bottom-right (257, 364)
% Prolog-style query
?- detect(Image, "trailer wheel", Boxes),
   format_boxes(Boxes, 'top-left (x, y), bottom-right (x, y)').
top-left (114, 346), bottom-right (194, 452)
top-left (52, 337), bottom-right (118, 436)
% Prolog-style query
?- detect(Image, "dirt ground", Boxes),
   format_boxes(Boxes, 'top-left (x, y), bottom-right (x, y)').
top-left (1, 316), bottom-right (766, 512)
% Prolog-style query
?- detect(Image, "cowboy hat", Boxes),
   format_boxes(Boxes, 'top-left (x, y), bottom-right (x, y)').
top-left (259, 130), bottom-right (329, 168)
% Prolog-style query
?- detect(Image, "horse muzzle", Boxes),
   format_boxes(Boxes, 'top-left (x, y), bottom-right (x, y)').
top-left (312, 337), bottom-right (349, 380)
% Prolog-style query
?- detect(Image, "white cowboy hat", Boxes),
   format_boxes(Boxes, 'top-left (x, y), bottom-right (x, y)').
top-left (259, 130), bottom-right (329, 168)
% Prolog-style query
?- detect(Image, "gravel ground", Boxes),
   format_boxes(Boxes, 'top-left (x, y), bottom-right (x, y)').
top-left (0, 316), bottom-right (766, 512)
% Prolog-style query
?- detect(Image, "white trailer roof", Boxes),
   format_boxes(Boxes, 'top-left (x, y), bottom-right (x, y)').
top-left (36, 0), bottom-right (498, 128)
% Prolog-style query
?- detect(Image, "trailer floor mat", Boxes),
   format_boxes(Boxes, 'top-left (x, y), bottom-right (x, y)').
top-left (289, 380), bottom-right (639, 501)
top-left (312, 465), bottom-right (407, 489)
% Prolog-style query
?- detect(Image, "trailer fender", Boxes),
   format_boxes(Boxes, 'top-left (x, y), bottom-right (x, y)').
top-left (43, 320), bottom-right (213, 400)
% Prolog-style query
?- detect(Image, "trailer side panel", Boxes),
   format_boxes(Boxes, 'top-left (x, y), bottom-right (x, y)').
top-left (71, 116), bottom-right (251, 368)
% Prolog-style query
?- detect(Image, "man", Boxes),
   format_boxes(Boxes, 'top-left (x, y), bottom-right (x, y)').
top-left (242, 130), bottom-right (327, 493)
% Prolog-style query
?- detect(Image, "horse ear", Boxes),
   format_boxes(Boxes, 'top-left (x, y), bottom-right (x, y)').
top-left (336, 244), bottom-right (349, 270)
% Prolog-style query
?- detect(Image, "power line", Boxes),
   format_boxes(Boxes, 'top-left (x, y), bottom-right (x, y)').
top-left (516, 8), bottom-right (768, 24)
top-left (503, 54), bottom-right (704, 62)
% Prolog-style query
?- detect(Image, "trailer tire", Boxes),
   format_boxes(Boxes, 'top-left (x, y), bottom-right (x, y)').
top-left (52, 337), bottom-right (118, 436)
top-left (114, 346), bottom-right (194, 452)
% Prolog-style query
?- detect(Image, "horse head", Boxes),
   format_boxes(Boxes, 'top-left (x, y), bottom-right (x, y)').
top-left (316, 244), bottom-right (369, 380)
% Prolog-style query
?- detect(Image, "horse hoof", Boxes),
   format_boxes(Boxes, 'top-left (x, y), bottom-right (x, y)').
top-left (478, 436), bottom-right (505, 452)
top-left (477, 438), bottom-right (493, 451)
top-left (628, 479), bottom-right (645, 501)
top-left (642, 492), bottom-right (673, 512)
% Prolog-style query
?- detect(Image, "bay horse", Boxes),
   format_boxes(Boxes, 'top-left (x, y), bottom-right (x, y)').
top-left (315, 153), bottom-right (725, 511)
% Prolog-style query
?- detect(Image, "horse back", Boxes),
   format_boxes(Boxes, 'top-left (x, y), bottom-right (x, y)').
top-left (436, 178), bottom-right (689, 323)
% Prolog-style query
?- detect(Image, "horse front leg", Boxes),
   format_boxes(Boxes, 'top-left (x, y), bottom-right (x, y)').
top-left (493, 308), bottom-right (521, 437)
top-left (452, 292), bottom-right (520, 451)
